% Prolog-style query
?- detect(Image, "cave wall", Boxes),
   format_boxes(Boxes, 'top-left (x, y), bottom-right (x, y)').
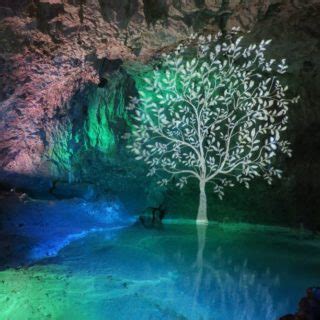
top-left (0, 0), bottom-right (320, 227)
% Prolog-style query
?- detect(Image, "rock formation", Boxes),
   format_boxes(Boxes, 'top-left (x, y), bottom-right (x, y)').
top-left (0, 0), bottom-right (320, 226)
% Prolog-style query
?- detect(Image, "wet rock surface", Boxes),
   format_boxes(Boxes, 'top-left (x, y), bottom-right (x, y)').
top-left (279, 287), bottom-right (320, 320)
top-left (0, 191), bottom-right (132, 268)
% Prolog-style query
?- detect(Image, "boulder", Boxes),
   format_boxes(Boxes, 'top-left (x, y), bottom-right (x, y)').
top-left (279, 287), bottom-right (320, 320)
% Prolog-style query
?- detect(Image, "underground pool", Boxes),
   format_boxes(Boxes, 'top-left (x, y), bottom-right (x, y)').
top-left (1, 221), bottom-right (319, 320)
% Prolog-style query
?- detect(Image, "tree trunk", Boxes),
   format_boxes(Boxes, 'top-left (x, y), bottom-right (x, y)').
top-left (196, 179), bottom-right (208, 224)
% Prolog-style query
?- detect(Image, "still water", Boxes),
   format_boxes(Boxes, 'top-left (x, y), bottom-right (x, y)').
top-left (0, 223), bottom-right (319, 320)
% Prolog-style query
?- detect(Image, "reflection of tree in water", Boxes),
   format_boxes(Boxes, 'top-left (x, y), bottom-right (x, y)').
top-left (179, 225), bottom-right (289, 320)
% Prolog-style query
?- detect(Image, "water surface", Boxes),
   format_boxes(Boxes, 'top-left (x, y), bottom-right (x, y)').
top-left (1, 223), bottom-right (319, 320)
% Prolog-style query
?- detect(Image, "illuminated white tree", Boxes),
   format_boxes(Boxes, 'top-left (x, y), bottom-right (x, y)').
top-left (127, 27), bottom-right (299, 224)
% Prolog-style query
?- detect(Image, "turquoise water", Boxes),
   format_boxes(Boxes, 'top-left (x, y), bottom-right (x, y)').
top-left (1, 223), bottom-right (319, 320)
